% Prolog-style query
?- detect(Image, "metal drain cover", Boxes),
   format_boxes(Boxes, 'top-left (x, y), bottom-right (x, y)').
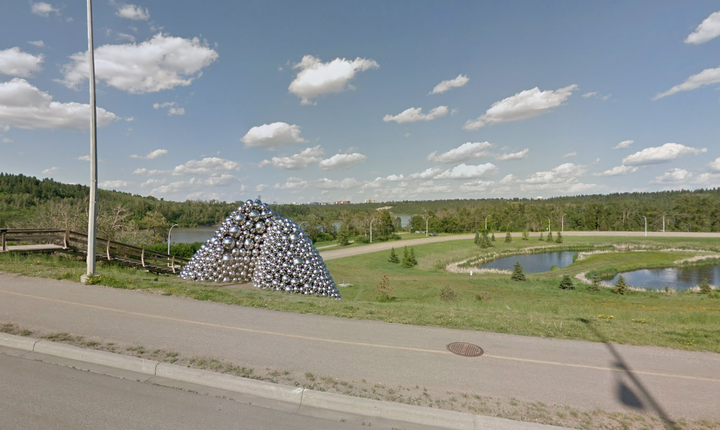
top-left (447, 342), bottom-right (484, 357)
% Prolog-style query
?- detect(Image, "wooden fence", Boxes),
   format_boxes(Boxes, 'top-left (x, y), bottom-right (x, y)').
top-left (0, 228), bottom-right (189, 274)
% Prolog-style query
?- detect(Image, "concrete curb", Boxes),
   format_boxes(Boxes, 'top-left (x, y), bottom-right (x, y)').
top-left (0, 333), bottom-right (573, 430)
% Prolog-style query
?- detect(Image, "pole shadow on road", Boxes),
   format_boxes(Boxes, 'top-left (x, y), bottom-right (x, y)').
top-left (578, 318), bottom-right (678, 430)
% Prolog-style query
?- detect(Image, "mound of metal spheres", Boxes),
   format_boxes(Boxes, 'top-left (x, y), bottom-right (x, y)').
top-left (179, 199), bottom-right (340, 299)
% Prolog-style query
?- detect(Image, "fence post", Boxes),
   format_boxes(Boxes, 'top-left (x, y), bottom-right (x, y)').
top-left (63, 230), bottom-right (69, 249)
top-left (106, 240), bottom-right (111, 260)
top-left (171, 255), bottom-right (176, 273)
top-left (1, 229), bottom-right (6, 252)
top-left (141, 248), bottom-right (146, 267)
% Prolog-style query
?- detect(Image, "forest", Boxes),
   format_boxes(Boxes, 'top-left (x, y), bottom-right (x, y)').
top-left (2, 172), bottom-right (719, 246)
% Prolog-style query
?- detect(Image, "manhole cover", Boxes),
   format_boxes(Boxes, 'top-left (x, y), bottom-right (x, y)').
top-left (446, 342), bottom-right (484, 357)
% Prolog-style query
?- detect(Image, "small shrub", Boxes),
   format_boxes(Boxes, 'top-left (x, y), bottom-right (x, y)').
top-left (539, 232), bottom-right (544, 241)
top-left (521, 231), bottom-right (529, 241)
top-left (550, 265), bottom-right (559, 271)
top-left (479, 231), bottom-right (493, 248)
top-left (388, 247), bottom-right (399, 264)
top-left (475, 292), bottom-right (491, 302)
top-left (474, 231), bottom-right (480, 245)
top-left (511, 260), bottom-right (526, 281)
top-left (336, 228), bottom-right (350, 246)
top-left (440, 285), bottom-right (457, 301)
top-left (613, 275), bottom-right (628, 295)
top-left (547, 231), bottom-right (553, 242)
top-left (555, 232), bottom-right (563, 243)
top-left (376, 275), bottom-right (394, 302)
top-left (559, 275), bottom-right (574, 290)
top-left (401, 246), bottom-right (414, 268)
top-left (699, 278), bottom-right (712, 295)
top-left (356, 236), bottom-right (370, 244)
top-left (409, 247), bottom-right (418, 266)
top-left (491, 232), bottom-right (496, 242)
top-left (505, 232), bottom-right (512, 243)
top-left (587, 274), bottom-right (601, 291)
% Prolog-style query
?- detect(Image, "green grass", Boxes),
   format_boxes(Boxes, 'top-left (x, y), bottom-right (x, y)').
top-left (1, 235), bottom-right (719, 352)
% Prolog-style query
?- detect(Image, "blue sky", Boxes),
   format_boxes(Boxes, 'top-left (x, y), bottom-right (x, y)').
top-left (1, 1), bottom-right (719, 203)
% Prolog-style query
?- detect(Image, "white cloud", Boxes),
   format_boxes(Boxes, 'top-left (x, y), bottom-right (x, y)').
top-left (274, 177), bottom-right (308, 190)
top-left (31, 2), bottom-right (59, 17)
top-left (430, 74), bottom-right (469, 95)
top-left (383, 106), bottom-right (448, 124)
top-left (651, 168), bottom-right (693, 184)
top-left (133, 168), bottom-right (166, 176)
top-left (409, 167), bottom-right (443, 180)
top-left (130, 149), bottom-right (167, 160)
top-left (116, 33), bottom-right (137, 43)
top-left (596, 165), bottom-right (639, 176)
top-left (126, 117), bottom-right (135, 122)
top-left (403, 132), bottom-right (411, 138)
top-left (153, 101), bottom-right (185, 116)
top-left (172, 157), bottom-right (240, 175)
top-left (622, 143), bottom-right (707, 166)
top-left (710, 157), bottom-right (720, 171)
top-left (42, 167), bottom-right (60, 175)
top-left (685, 11), bottom-right (720, 44)
top-left (256, 184), bottom-right (269, 192)
top-left (415, 180), bottom-right (453, 194)
top-left (581, 91), bottom-right (611, 101)
top-left (459, 179), bottom-right (496, 193)
top-left (116, 4), bottom-right (150, 21)
top-left (463, 84), bottom-right (577, 130)
top-left (385, 174), bottom-right (404, 181)
top-left (427, 141), bottom-right (493, 163)
top-left (613, 139), bottom-right (633, 149)
top-left (289, 55), bottom-right (379, 105)
top-left (75, 155), bottom-right (90, 161)
top-left (241, 122), bottom-right (307, 149)
top-left (258, 145), bottom-right (323, 170)
top-left (654, 65), bottom-right (720, 99)
top-left (0, 78), bottom-right (118, 130)
top-left (28, 40), bottom-right (45, 48)
top-left (435, 163), bottom-right (498, 179)
top-left (150, 174), bottom-right (240, 196)
top-left (496, 148), bottom-right (529, 161)
top-left (581, 92), bottom-right (597, 98)
top-left (562, 151), bottom-right (577, 159)
top-left (314, 178), bottom-right (362, 190)
top-left (2, 136), bottom-right (13, 143)
top-left (319, 152), bottom-right (367, 170)
top-left (61, 33), bottom-right (218, 94)
top-left (141, 178), bottom-right (165, 188)
top-left (0, 48), bottom-right (44, 77)
top-left (100, 180), bottom-right (130, 189)
top-left (525, 163), bottom-right (586, 184)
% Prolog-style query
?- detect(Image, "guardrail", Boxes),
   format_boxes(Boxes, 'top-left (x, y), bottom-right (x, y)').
top-left (0, 228), bottom-right (189, 275)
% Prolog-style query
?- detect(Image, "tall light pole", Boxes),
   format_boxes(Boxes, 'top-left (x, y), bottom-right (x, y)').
top-left (561, 214), bottom-right (565, 232)
top-left (643, 216), bottom-right (647, 237)
top-left (547, 217), bottom-right (551, 232)
top-left (662, 213), bottom-right (666, 233)
top-left (84, 0), bottom-right (99, 281)
top-left (426, 216), bottom-right (433, 237)
top-left (484, 215), bottom-right (490, 231)
top-left (370, 219), bottom-right (375, 243)
top-left (167, 224), bottom-right (179, 255)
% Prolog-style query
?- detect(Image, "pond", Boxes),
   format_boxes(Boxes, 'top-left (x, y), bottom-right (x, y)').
top-left (476, 252), bottom-right (576, 273)
top-left (609, 265), bottom-right (720, 290)
top-left (170, 227), bottom-right (218, 244)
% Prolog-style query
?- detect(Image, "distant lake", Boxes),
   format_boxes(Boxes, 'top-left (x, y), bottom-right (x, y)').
top-left (170, 227), bottom-right (217, 244)
top-left (477, 252), bottom-right (576, 273)
top-left (610, 265), bottom-right (720, 290)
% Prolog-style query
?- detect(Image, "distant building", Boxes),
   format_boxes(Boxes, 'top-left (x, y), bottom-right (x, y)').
top-left (334, 200), bottom-right (350, 205)
top-left (365, 199), bottom-right (376, 204)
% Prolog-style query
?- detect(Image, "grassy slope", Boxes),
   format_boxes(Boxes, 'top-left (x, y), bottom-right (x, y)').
top-left (1, 235), bottom-right (718, 352)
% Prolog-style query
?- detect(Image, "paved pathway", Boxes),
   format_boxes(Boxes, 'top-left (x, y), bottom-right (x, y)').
top-left (0, 272), bottom-right (718, 423)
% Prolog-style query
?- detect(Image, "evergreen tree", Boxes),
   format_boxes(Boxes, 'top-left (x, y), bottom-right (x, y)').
top-left (613, 275), bottom-right (628, 295)
top-left (474, 230), bottom-right (480, 245)
top-left (539, 232), bottom-right (544, 241)
top-left (491, 232), bottom-right (496, 242)
top-left (555, 231), bottom-right (563, 243)
top-left (401, 246), bottom-right (414, 268)
top-left (505, 232), bottom-right (512, 243)
top-left (511, 260), bottom-right (526, 281)
top-left (337, 228), bottom-right (350, 246)
top-left (559, 275), bottom-right (574, 290)
top-left (479, 230), bottom-right (493, 248)
top-left (588, 273), bottom-right (602, 291)
top-left (409, 247), bottom-right (418, 266)
top-left (547, 231), bottom-right (553, 242)
top-left (388, 247), bottom-right (399, 264)
top-left (699, 278), bottom-right (712, 294)
top-left (522, 231), bottom-right (530, 241)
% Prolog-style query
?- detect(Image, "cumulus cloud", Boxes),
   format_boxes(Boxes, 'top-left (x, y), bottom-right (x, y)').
top-left (525, 163), bottom-right (586, 184)
top-left (0, 48), bottom-right (44, 77)
top-left (100, 180), bottom-right (130, 189)
top-left (314, 178), bottom-right (362, 190)
top-left (710, 157), bottom-right (720, 171)
top-left (258, 145), bottom-right (324, 170)
top-left (613, 140), bottom-right (633, 149)
top-left (430, 74), bottom-right (469, 95)
top-left (581, 91), bottom-right (611, 101)
top-left (496, 148), bottom-right (529, 161)
top-left (274, 177), bottom-right (308, 190)
top-left (415, 180), bottom-right (453, 194)
top-left (435, 163), bottom-right (498, 179)
top-left (75, 155), bottom-right (90, 161)
top-left (0, 78), bottom-right (118, 130)
top-left (241, 122), bottom-right (307, 149)
top-left (463, 84), bottom-right (577, 130)
top-left (153, 101), bottom-right (185, 116)
top-left (116, 4), bottom-right (150, 21)
top-left (409, 167), bottom-right (443, 180)
top-left (42, 167), bottom-right (60, 175)
top-left (149, 174), bottom-right (241, 196)
top-left (654, 65), bottom-right (720, 99)
top-left (31, 2), bottom-right (59, 17)
top-left (256, 184), bottom-right (269, 192)
top-left (130, 149), bottom-right (167, 160)
top-left (383, 106), bottom-right (448, 124)
top-left (133, 168), bottom-right (166, 176)
top-left (562, 152), bottom-right (577, 159)
top-left (651, 168), bottom-right (693, 184)
top-left (28, 41), bottom-right (46, 48)
top-left (685, 11), bottom-right (720, 44)
top-left (319, 152), bottom-right (367, 170)
top-left (60, 33), bottom-right (219, 94)
top-left (172, 157), bottom-right (240, 176)
top-left (596, 165), bottom-right (639, 176)
top-left (622, 143), bottom-right (707, 166)
top-left (427, 141), bottom-right (493, 163)
top-left (289, 55), bottom-right (379, 105)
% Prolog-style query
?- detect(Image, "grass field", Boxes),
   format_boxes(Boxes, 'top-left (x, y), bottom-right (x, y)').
top-left (1, 235), bottom-right (719, 352)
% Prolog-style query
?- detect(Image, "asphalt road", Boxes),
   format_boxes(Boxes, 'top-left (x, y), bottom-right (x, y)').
top-left (0, 351), bottom-right (376, 430)
top-left (0, 272), bottom-right (718, 423)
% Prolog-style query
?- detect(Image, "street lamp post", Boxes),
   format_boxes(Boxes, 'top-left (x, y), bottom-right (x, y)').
top-left (426, 216), bottom-right (433, 237)
top-left (484, 215), bottom-right (489, 231)
top-left (561, 214), bottom-right (565, 232)
top-left (370, 219), bottom-right (375, 243)
top-left (643, 216), bottom-right (647, 237)
top-left (547, 217), bottom-right (551, 232)
top-left (662, 213), bottom-right (666, 233)
top-left (167, 224), bottom-right (179, 255)
top-left (84, 0), bottom-right (99, 281)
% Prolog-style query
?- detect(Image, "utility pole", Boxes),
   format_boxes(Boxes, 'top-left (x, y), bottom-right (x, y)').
top-left (167, 224), bottom-right (179, 255)
top-left (561, 214), bottom-right (565, 232)
top-left (484, 215), bottom-right (490, 231)
top-left (643, 216), bottom-right (647, 237)
top-left (370, 219), bottom-right (375, 243)
top-left (83, 0), bottom-right (98, 282)
top-left (662, 213), bottom-right (666, 233)
top-left (426, 216), bottom-right (433, 237)
top-left (547, 217), bottom-right (551, 232)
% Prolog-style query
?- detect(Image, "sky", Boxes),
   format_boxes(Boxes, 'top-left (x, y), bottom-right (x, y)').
top-left (1, 1), bottom-right (719, 204)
